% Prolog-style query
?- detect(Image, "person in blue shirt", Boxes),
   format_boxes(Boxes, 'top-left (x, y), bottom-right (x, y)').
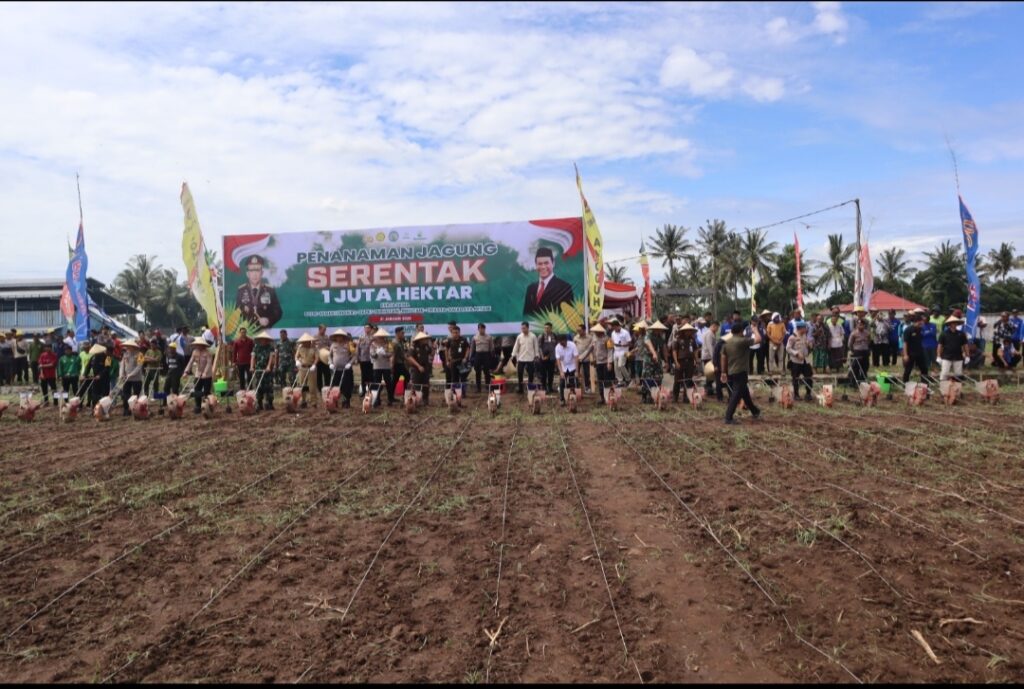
top-left (887, 309), bottom-right (901, 366)
top-left (920, 309), bottom-right (938, 373)
top-left (1011, 310), bottom-right (1023, 348)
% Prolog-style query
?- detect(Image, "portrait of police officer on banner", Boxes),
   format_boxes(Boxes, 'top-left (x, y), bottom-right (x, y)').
top-left (235, 255), bottom-right (283, 328)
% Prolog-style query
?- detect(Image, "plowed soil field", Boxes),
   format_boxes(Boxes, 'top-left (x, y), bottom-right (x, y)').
top-left (1, 385), bottom-right (1023, 683)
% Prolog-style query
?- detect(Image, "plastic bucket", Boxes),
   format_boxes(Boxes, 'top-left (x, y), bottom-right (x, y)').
top-left (875, 373), bottom-right (891, 394)
top-left (493, 376), bottom-right (506, 394)
top-left (213, 378), bottom-right (228, 395)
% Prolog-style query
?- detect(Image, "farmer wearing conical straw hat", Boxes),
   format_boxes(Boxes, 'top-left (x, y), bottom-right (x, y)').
top-left (118, 339), bottom-right (145, 417)
top-left (328, 328), bottom-right (355, 408)
top-left (185, 337), bottom-right (214, 414)
top-left (370, 327), bottom-right (394, 407)
top-left (295, 333), bottom-right (318, 408)
top-left (251, 331), bottom-right (277, 411)
top-left (408, 331), bottom-right (434, 406)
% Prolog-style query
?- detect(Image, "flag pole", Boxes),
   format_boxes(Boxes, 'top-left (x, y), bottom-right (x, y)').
top-left (853, 198), bottom-right (862, 308)
top-left (76, 172), bottom-right (84, 225)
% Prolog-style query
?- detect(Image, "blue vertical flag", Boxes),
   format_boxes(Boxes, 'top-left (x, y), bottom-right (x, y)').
top-left (958, 195), bottom-right (980, 340)
top-left (65, 221), bottom-right (90, 342)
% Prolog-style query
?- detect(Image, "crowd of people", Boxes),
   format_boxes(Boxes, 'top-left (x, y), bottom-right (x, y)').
top-left (1, 305), bottom-right (1020, 421)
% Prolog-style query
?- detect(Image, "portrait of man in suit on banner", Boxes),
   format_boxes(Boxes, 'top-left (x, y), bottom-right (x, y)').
top-left (523, 246), bottom-right (574, 317)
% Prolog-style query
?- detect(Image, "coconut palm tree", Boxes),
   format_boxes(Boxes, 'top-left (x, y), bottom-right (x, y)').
top-left (815, 233), bottom-right (856, 295)
top-left (112, 254), bottom-right (163, 326)
top-left (917, 240), bottom-right (966, 310)
top-left (697, 218), bottom-right (731, 316)
top-left (983, 242), bottom-right (1022, 281)
top-left (149, 268), bottom-right (190, 326)
top-left (740, 228), bottom-right (779, 285)
top-left (875, 247), bottom-right (914, 284)
top-left (647, 224), bottom-right (693, 274)
top-left (605, 264), bottom-right (632, 284)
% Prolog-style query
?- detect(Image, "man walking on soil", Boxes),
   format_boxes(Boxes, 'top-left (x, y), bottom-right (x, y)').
top-left (721, 319), bottom-right (763, 424)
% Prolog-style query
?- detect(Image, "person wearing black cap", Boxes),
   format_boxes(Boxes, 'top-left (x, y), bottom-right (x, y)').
top-left (235, 255), bottom-right (283, 329)
top-left (721, 319), bottom-right (762, 424)
top-left (523, 247), bottom-right (575, 316)
top-left (901, 311), bottom-right (929, 383)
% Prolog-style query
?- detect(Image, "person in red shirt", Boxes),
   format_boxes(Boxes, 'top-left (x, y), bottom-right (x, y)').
top-left (37, 342), bottom-right (58, 406)
top-left (232, 328), bottom-right (255, 391)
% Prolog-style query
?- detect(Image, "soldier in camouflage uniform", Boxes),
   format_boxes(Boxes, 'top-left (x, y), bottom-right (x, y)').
top-left (275, 329), bottom-right (295, 387)
top-left (251, 331), bottom-right (278, 410)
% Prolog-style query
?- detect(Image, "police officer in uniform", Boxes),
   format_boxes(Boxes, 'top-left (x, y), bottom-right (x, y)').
top-left (275, 329), bottom-right (295, 387)
top-left (251, 331), bottom-right (278, 411)
top-left (235, 255), bottom-right (283, 329)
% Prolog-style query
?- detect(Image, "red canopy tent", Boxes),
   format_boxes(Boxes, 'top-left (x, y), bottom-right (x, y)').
top-left (601, 280), bottom-right (641, 317)
top-left (829, 289), bottom-right (924, 316)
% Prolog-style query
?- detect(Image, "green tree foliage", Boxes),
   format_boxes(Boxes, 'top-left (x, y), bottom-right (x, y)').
top-left (604, 264), bottom-right (631, 284)
top-left (647, 224), bottom-right (692, 274)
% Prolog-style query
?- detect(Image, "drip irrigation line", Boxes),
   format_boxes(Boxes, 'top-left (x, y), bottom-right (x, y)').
top-left (328, 418), bottom-right (473, 631)
top-left (555, 421), bottom-right (643, 684)
top-left (493, 418), bottom-right (521, 612)
top-left (850, 430), bottom-right (1024, 511)
top-left (0, 427), bottom-right (229, 527)
top-left (5, 424), bottom-right (366, 643)
top-left (855, 406), bottom-right (1024, 466)
top-left (760, 427), bottom-right (986, 562)
top-left (649, 420), bottom-right (906, 601)
top-left (190, 418), bottom-right (432, 626)
top-left (100, 417), bottom-right (419, 684)
top-left (486, 419), bottom-right (520, 685)
top-left (663, 407), bottom-right (997, 560)
top-left (602, 414), bottom-right (864, 684)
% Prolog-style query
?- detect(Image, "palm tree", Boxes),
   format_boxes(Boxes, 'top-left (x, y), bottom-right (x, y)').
top-left (647, 224), bottom-right (693, 274)
top-left (605, 264), bottom-right (632, 284)
top-left (917, 240), bottom-right (966, 309)
top-left (740, 228), bottom-right (779, 285)
top-left (112, 254), bottom-right (163, 326)
top-left (698, 219), bottom-right (731, 316)
top-left (150, 268), bottom-right (190, 326)
top-left (875, 247), bottom-right (914, 283)
top-left (719, 231), bottom-right (744, 304)
top-left (815, 233), bottom-right (856, 295)
top-left (983, 242), bottom-right (1021, 281)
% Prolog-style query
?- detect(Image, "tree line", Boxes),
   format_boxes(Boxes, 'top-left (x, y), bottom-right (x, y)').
top-left (607, 222), bottom-right (1024, 318)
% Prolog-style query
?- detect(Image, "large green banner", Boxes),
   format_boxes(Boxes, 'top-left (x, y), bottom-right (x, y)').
top-left (222, 218), bottom-right (586, 337)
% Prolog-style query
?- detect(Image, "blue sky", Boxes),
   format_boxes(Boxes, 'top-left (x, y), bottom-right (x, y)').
top-left (1, 1), bottom-right (1022, 290)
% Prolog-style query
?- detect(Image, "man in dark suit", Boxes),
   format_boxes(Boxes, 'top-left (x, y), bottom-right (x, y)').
top-left (523, 247), bottom-right (574, 317)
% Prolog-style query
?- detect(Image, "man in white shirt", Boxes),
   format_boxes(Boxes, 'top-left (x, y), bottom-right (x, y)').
top-left (554, 333), bottom-right (579, 405)
top-left (510, 321), bottom-right (539, 394)
top-left (63, 331), bottom-right (77, 354)
top-left (609, 318), bottom-right (632, 386)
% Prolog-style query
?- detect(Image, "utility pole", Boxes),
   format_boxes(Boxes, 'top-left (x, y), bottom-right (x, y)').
top-left (853, 198), bottom-right (862, 308)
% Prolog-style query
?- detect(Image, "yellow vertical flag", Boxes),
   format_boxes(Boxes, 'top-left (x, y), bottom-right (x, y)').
top-left (181, 182), bottom-right (223, 338)
top-left (574, 164), bottom-right (604, 326)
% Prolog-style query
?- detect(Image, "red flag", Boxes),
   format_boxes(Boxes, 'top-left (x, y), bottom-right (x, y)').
top-left (794, 231), bottom-right (804, 314)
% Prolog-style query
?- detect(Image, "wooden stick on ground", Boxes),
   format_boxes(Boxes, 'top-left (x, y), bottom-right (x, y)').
top-left (910, 629), bottom-right (941, 664)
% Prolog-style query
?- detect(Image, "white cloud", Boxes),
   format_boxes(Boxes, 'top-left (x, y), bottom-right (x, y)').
top-left (659, 47), bottom-right (734, 96)
top-left (812, 2), bottom-right (849, 43)
top-left (743, 76), bottom-right (786, 103)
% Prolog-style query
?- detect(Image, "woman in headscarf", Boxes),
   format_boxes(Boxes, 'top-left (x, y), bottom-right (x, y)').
top-left (640, 320), bottom-right (666, 403)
